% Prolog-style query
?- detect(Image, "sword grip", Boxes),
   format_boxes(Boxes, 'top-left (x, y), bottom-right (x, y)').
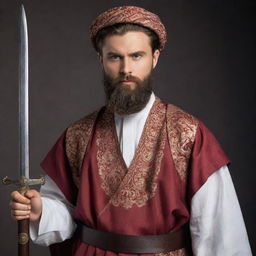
top-left (18, 182), bottom-right (29, 256)
top-left (18, 219), bottom-right (29, 256)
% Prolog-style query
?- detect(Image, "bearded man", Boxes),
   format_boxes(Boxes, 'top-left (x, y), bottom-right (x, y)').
top-left (10, 6), bottom-right (252, 256)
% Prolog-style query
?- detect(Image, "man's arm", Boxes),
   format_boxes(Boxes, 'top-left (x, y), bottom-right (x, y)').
top-left (30, 175), bottom-right (76, 246)
top-left (190, 165), bottom-right (252, 255)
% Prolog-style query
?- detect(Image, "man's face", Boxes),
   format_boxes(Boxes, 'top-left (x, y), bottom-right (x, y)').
top-left (99, 31), bottom-right (160, 115)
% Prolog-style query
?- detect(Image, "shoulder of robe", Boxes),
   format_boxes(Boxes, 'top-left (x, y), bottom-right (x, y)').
top-left (166, 103), bottom-right (199, 183)
top-left (166, 103), bottom-right (199, 133)
top-left (66, 109), bottom-right (100, 140)
top-left (65, 109), bottom-right (101, 186)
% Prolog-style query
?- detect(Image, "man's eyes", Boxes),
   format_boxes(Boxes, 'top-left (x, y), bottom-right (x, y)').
top-left (108, 54), bottom-right (142, 61)
top-left (109, 55), bottom-right (121, 60)
top-left (132, 54), bottom-right (142, 59)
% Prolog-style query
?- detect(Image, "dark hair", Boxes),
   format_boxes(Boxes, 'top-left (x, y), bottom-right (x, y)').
top-left (93, 23), bottom-right (160, 55)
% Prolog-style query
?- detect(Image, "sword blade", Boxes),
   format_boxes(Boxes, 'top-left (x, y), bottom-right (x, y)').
top-left (19, 5), bottom-right (29, 178)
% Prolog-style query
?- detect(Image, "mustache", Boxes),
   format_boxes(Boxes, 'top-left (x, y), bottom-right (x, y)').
top-left (112, 75), bottom-right (142, 85)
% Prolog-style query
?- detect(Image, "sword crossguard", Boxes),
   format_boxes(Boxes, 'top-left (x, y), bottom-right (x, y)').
top-left (2, 176), bottom-right (45, 194)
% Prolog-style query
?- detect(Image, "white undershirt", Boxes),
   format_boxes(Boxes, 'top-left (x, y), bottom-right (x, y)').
top-left (30, 93), bottom-right (252, 255)
top-left (114, 93), bottom-right (155, 167)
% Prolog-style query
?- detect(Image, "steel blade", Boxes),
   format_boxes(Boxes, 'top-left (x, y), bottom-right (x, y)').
top-left (19, 5), bottom-right (29, 178)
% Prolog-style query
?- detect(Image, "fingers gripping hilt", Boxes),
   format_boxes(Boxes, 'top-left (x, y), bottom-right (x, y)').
top-left (2, 176), bottom-right (45, 194)
top-left (3, 175), bottom-right (45, 252)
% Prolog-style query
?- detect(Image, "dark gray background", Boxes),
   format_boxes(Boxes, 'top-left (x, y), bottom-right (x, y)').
top-left (0, 0), bottom-right (255, 255)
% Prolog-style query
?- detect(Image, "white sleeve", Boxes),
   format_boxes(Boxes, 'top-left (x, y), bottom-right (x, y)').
top-left (30, 175), bottom-right (77, 246)
top-left (190, 165), bottom-right (252, 256)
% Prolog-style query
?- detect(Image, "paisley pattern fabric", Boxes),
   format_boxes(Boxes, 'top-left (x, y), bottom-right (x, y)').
top-left (157, 248), bottom-right (188, 256)
top-left (96, 98), bottom-right (166, 209)
top-left (66, 110), bottom-right (99, 187)
top-left (90, 6), bottom-right (167, 51)
top-left (166, 104), bottom-right (198, 197)
top-left (65, 99), bottom-right (198, 197)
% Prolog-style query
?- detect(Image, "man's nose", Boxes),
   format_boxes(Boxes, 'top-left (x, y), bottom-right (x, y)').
top-left (120, 57), bottom-right (132, 75)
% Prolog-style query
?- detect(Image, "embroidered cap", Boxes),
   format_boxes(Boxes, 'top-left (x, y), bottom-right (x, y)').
top-left (90, 6), bottom-right (167, 51)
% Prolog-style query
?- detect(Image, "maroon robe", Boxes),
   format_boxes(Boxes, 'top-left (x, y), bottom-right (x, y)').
top-left (41, 98), bottom-right (230, 256)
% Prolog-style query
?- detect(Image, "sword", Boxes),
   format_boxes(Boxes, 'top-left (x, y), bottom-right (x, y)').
top-left (2, 4), bottom-right (45, 256)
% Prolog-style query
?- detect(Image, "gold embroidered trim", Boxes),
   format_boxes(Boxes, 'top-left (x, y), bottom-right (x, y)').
top-left (96, 98), bottom-right (166, 209)
top-left (166, 104), bottom-right (198, 184)
top-left (65, 101), bottom-right (198, 207)
top-left (157, 248), bottom-right (187, 256)
top-left (66, 111), bottom-right (99, 187)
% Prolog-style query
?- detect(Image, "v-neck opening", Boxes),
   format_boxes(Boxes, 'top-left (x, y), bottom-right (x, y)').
top-left (111, 97), bottom-right (160, 171)
top-left (95, 97), bottom-right (167, 209)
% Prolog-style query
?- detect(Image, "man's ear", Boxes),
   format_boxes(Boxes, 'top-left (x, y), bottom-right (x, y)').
top-left (97, 52), bottom-right (103, 65)
top-left (152, 49), bottom-right (160, 69)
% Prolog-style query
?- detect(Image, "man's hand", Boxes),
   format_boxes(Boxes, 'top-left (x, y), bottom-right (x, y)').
top-left (10, 190), bottom-right (42, 222)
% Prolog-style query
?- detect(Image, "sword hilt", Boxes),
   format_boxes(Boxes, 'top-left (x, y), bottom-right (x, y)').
top-left (3, 175), bottom-right (45, 256)
top-left (2, 176), bottom-right (45, 194)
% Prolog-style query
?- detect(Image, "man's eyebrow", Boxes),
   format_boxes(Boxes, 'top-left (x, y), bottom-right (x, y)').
top-left (106, 51), bottom-right (146, 57)
top-left (107, 52), bottom-right (123, 56)
top-left (128, 51), bottom-right (146, 56)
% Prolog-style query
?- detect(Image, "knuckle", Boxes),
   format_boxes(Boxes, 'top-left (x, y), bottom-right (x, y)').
top-left (13, 192), bottom-right (21, 201)
top-left (11, 191), bottom-right (17, 198)
top-left (11, 202), bottom-right (20, 210)
top-left (11, 202), bottom-right (17, 209)
top-left (29, 189), bottom-right (38, 196)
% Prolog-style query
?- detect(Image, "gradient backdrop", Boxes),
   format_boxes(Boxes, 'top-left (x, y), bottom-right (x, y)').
top-left (0, 0), bottom-right (255, 255)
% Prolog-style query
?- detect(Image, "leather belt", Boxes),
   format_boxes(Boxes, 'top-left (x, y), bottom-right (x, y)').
top-left (76, 222), bottom-right (188, 254)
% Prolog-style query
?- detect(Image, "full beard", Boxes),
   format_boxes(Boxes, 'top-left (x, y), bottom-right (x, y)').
top-left (103, 71), bottom-right (153, 115)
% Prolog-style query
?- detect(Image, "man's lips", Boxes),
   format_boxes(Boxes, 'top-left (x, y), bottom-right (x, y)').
top-left (120, 80), bottom-right (135, 84)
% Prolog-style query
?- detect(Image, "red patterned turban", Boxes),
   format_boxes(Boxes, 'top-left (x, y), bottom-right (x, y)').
top-left (90, 6), bottom-right (167, 51)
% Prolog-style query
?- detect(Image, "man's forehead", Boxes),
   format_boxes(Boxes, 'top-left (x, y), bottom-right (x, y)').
top-left (102, 31), bottom-right (152, 54)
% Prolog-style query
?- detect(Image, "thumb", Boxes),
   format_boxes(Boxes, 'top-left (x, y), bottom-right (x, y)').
top-left (24, 189), bottom-right (40, 199)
